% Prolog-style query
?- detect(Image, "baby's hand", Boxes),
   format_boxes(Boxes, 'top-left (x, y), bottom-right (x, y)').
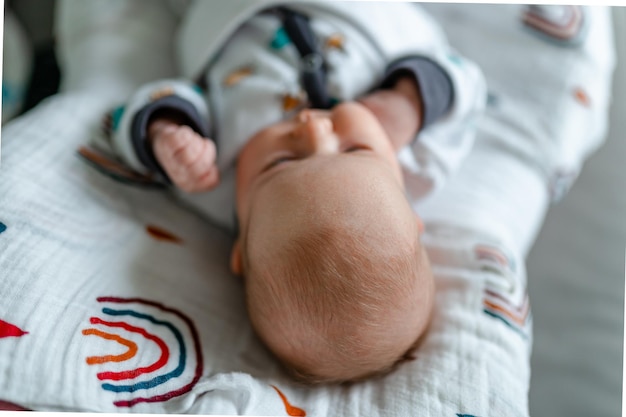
top-left (149, 119), bottom-right (219, 193)
top-left (359, 76), bottom-right (423, 151)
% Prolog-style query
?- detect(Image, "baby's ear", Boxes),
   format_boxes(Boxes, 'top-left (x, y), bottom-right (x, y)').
top-left (230, 239), bottom-right (243, 276)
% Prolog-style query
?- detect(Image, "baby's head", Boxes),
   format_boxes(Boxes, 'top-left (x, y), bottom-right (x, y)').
top-left (232, 103), bottom-right (434, 383)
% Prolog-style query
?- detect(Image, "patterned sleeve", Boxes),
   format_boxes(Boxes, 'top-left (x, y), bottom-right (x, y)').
top-left (381, 51), bottom-right (487, 199)
top-left (108, 80), bottom-right (211, 183)
top-left (380, 56), bottom-right (454, 131)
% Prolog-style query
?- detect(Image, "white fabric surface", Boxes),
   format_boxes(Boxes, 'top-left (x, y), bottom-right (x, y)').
top-left (527, 8), bottom-right (626, 417)
top-left (0, 91), bottom-right (531, 416)
top-left (0, 3), bottom-right (618, 416)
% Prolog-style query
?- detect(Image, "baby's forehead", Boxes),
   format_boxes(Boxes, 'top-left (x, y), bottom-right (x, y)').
top-left (247, 155), bottom-right (416, 246)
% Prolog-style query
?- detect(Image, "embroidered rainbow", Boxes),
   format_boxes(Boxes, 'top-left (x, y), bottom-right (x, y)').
top-left (82, 297), bottom-right (203, 407)
top-left (473, 244), bottom-right (531, 338)
top-left (482, 289), bottom-right (531, 339)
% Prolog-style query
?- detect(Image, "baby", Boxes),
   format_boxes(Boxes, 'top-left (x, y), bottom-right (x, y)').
top-left (97, 1), bottom-right (485, 383)
top-left (149, 79), bottom-right (435, 382)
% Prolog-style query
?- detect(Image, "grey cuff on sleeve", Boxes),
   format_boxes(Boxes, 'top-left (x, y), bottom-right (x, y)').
top-left (380, 56), bottom-right (454, 130)
top-left (131, 95), bottom-right (211, 183)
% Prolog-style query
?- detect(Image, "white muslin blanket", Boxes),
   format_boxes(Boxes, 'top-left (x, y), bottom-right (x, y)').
top-left (0, 4), bottom-right (615, 416)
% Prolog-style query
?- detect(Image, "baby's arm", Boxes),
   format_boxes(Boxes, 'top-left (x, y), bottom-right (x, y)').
top-left (359, 76), bottom-right (424, 151)
top-left (363, 53), bottom-right (486, 198)
top-left (107, 80), bottom-right (219, 192)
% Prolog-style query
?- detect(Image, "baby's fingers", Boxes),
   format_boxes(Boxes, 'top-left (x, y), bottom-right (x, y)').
top-left (152, 126), bottom-right (218, 192)
top-left (186, 162), bottom-right (220, 193)
top-left (175, 138), bottom-right (220, 192)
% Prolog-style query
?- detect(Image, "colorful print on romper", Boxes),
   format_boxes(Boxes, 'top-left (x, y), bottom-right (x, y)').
top-left (100, 106), bottom-right (124, 139)
top-left (270, 27), bottom-right (292, 50)
top-left (447, 53), bottom-right (464, 67)
top-left (281, 90), bottom-right (307, 113)
top-left (81, 297), bottom-right (203, 407)
top-left (150, 87), bottom-right (175, 102)
top-left (324, 33), bottom-right (346, 53)
top-left (223, 65), bottom-right (255, 87)
top-left (110, 106), bottom-right (126, 133)
top-left (101, 112), bottom-right (114, 137)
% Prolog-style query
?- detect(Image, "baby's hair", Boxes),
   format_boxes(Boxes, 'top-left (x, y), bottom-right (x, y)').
top-left (244, 221), bottom-right (433, 384)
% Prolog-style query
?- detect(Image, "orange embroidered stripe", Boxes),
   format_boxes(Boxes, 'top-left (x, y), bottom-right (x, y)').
top-left (483, 300), bottom-right (528, 326)
top-left (271, 385), bottom-right (306, 417)
top-left (484, 290), bottom-right (528, 313)
top-left (82, 328), bottom-right (138, 364)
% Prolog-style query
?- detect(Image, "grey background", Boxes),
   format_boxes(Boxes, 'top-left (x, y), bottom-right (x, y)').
top-left (6, 0), bottom-right (55, 47)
